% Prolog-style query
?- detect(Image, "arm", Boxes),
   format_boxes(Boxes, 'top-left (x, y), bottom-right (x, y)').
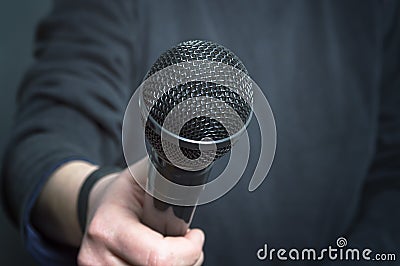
top-left (2, 0), bottom-right (136, 229)
top-left (1, 1), bottom-right (204, 265)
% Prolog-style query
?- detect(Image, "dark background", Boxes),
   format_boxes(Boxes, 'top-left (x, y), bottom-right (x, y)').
top-left (0, 1), bottom-right (50, 265)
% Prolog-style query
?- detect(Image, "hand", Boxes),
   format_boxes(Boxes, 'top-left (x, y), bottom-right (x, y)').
top-left (78, 158), bottom-right (205, 266)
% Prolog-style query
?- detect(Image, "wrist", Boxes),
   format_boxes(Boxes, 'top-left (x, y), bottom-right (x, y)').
top-left (86, 172), bottom-right (117, 218)
top-left (32, 161), bottom-right (98, 246)
top-left (78, 167), bottom-right (121, 234)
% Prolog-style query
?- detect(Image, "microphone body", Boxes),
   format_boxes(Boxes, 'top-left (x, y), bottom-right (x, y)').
top-left (139, 40), bottom-right (251, 236)
top-left (142, 151), bottom-right (211, 236)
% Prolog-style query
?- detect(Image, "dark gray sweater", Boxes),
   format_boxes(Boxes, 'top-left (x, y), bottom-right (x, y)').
top-left (2, 1), bottom-right (399, 265)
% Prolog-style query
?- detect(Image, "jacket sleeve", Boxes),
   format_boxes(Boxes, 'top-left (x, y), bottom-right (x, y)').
top-left (1, 0), bottom-right (140, 230)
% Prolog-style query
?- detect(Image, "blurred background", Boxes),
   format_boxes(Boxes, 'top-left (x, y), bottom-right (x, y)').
top-left (0, 1), bottom-right (50, 264)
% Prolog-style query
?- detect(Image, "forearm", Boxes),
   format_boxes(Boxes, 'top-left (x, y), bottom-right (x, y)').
top-left (31, 161), bottom-right (98, 246)
top-left (1, 0), bottom-right (136, 228)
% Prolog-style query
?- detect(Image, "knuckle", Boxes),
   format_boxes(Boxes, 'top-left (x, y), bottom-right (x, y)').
top-left (86, 217), bottom-right (102, 238)
top-left (86, 213), bottom-right (113, 243)
top-left (77, 255), bottom-right (87, 266)
top-left (77, 249), bottom-right (107, 266)
top-left (147, 247), bottom-right (173, 266)
top-left (77, 249), bottom-right (93, 266)
top-left (78, 238), bottom-right (111, 266)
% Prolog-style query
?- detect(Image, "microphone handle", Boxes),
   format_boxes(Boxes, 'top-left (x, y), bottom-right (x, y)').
top-left (141, 154), bottom-right (211, 236)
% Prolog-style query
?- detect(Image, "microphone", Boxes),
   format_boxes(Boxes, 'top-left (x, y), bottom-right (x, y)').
top-left (139, 40), bottom-right (252, 236)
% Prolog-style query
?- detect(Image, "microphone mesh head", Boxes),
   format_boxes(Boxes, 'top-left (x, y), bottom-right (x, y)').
top-left (142, 40), bottom-right (252, 167)
top-left (146, 40), bottom-right (248, 77)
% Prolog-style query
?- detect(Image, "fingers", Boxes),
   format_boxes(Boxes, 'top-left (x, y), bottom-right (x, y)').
top-left (109, 217), bottom-right (205, 266)
top-left (82, 212), bottom-right (205, 266)
top-left (194, 252), bottom-right (204, 266)
top-left (78, 247), bottom-right (129, 266)
top-left (185, 229), bottom-right (205, 247)
top-left (162, 229), bottom-right (205, 266)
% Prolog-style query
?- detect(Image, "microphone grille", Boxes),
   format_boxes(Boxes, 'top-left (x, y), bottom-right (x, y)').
top-left (145, 40), bottom-right (248, 78)
top-left (142, 40), bottom-right (252, 166)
